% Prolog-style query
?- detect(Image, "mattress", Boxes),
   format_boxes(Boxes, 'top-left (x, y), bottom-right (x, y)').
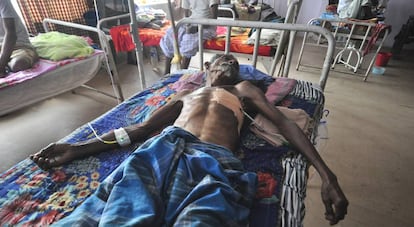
top-left (0, 50), bottom-right (105, 116)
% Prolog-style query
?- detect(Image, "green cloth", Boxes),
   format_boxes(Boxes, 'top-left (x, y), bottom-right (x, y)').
top-left (32, 31), bottom-right (94, 61)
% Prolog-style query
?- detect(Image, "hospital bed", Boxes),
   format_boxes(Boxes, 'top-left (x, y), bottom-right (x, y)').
top-left (0, 18), bottom-right (124, 116)
top-left (0, 17), bottom-right (335, 226)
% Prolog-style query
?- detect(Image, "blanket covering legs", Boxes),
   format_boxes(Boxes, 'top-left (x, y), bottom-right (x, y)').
top-left (54, 126), bottom-right (257, 226)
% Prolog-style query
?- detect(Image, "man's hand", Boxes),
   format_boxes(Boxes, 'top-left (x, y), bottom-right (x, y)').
top-left (30, 143), bottom-right (75, 170)
top-left (321, 178), bottom-right (349, 225)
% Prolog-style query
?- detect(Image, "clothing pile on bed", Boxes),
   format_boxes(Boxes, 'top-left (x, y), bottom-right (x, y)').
top-left (31, 31), bottom-right (95, 61)
top-left (0, 66), bottom-right (325, 226)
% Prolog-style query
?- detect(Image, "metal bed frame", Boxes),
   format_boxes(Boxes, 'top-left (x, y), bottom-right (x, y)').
top-left (296, 18), bottom-right (390, 81)
top-left (0, 18), bottom-right (125, 116)
top-left (42, 18), bottom-right (125, 102)
top-left (185, 18), bottom-right (334, 90)
top-left (202, 0), bottom-right (302, 77)
top-left (93, 0), bottom-right (303, 89)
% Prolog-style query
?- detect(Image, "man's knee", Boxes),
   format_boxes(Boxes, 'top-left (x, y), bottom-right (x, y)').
top-left (9, 48), bottom-right (38, 72)
top-left (9, 56), bottom-right (35, 72)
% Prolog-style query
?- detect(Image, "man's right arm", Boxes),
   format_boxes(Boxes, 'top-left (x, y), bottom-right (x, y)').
top-left (127, 94), bottom-right (186, 141)
top-left (54, 92), bottom-right (187, 156)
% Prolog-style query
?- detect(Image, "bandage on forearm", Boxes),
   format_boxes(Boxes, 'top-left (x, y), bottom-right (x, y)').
top-left (114, 127), bottom-right (131, 147)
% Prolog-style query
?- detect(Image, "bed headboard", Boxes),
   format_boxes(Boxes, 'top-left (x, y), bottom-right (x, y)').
top-left (214, 0), bottom-right (303, 76)
top-left (16, 0), bottom-right (93, 36)
top-left (176, 18), bottom-right (335, 91)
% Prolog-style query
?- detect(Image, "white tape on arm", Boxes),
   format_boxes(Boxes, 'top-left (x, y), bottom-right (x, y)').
top-left (114, 127), bottom-right (131, 147)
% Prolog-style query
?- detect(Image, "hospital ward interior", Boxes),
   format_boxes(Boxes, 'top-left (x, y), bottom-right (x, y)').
top-left (0, 0), bottom-right (413, 226)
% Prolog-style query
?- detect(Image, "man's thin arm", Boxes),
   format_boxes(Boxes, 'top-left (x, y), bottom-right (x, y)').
top-left (240, 81), bottom-right (348, 224)
top-left (241, 82), bottom-right (336, 180)
top-left (67, 93), bottom-right (186, 156)
top-left (127, 97), bottom-right (184, 141)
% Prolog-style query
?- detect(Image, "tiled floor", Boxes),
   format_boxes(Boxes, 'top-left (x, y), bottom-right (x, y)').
top-left (0, 45), bottom-right (413, 227)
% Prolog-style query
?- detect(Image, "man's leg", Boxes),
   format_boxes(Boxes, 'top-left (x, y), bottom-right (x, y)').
top-left (164, 57), bottom-right (172, 75)
top-left (160, 27), bottom-right (180, 75)
top-left (9, 48), bottom-right (38, 72)
top-left (181, 57), bottom-right (191, 69)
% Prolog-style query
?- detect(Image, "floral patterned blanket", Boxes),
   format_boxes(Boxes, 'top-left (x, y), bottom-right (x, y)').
top-left (0, 66), bottom-right (324, 226)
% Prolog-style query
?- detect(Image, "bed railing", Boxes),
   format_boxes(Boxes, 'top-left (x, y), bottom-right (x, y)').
top-left (177, 18), bottom-right (335, 91)
top-left (207, 0), bottom-right (303, 77)
top-left (42, 18), bottom-right (125, 102)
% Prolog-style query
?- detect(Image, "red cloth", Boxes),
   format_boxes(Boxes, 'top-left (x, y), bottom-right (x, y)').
top-left (109, 24), bottom-right (136, 52)
top-left (204, 26), bottom-right (273, 57)
top-left (109, 22), bottom-right (170, 52)
top-left (256, 172), bottom-right (277, 198)
top-left (265, 77), bottom-right (297, 104)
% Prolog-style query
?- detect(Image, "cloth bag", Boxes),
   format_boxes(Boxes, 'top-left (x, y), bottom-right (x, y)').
top-left (249, 106), bottom-right (311, 146)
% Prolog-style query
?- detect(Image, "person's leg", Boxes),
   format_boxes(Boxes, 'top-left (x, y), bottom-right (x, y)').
top-left (9, 48), bottom-right (38, 72)
top-left (160, 27), bottom-right (179, 75)
top-left (164, 57), bottom-right (172, 75)
top-left (179, 27), bottom-right (216, 71)
top-left (181, 57), bottom-right (191, 69)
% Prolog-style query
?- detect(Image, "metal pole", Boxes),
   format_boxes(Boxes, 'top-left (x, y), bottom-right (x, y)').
top-left (128, 0), bottom-right (146, 89)
top-left (167, 0), bottom-right (182, 72)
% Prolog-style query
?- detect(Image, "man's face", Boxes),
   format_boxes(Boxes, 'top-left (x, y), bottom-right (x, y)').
top-left (205, 54), bottom-right (239, 86)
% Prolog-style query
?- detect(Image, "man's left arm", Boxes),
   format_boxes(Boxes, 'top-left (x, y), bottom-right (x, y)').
top-left (238, 81), bottom-right (348, 225)
top-left (0, 18), bottom-right (17, 76)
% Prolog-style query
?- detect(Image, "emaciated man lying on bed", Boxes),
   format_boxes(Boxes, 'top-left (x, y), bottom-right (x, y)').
top-left (31, 54), bottom-right (348, 226)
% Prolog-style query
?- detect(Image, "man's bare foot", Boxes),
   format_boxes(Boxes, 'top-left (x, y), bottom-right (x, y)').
top-left (30, 143), bottom-right (78, 169)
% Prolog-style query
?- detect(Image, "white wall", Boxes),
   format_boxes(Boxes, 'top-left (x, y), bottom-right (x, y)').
top-left (295, 0), bottom-right (327, 25)
top-left (257, 0), bottom-right (326, 24)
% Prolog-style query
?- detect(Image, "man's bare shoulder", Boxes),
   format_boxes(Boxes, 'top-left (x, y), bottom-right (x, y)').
top-left (168, 89), bottom-right (194, 104)
top-left (233, 81), bottom-right (264, 97)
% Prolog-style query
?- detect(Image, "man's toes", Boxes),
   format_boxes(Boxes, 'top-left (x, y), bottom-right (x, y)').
top-left (31, 152), bottom-right (42, 161)
top-left (31, 155), bottom-right (40, 164)
top-left (36, 157), bottom-right (49, 169)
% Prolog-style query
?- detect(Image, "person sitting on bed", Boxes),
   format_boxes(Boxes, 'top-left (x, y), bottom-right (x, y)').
top-left (0, 0), bottom-right (38, 78)
top-left (160, 0), bottom-right (218, 74)
top-left (31, 54), bottom-right (348, 226)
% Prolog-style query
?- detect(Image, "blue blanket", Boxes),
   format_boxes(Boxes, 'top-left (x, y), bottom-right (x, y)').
top-left (54, 126), bottom-right (257, 226)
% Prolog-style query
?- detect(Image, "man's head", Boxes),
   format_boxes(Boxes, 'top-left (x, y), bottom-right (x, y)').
top-left (205, 54), bottom-right (239, 87)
